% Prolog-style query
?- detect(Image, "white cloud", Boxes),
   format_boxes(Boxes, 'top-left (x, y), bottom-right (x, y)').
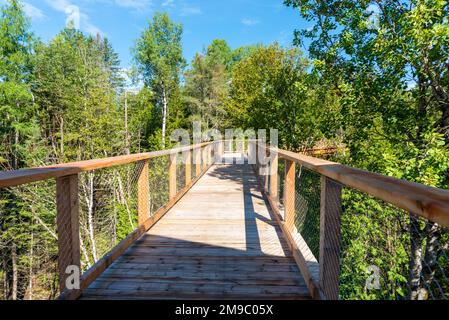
top-left (45, 0), bottom-right (105, 36)
top-left (180, 5), bottom-right (201, 16)
top-left (162, 0), bottom-right (174, 7)
top-left (241, 18), bottom-right (259, 26)
top-left (23, 2), bottom-right (45, 20)
top-left (0, 0), bottom-right (45, 20)
top-left (115, 0), bottom-right (152, 10)
top-left (45, 0), bottom-right (71, 11)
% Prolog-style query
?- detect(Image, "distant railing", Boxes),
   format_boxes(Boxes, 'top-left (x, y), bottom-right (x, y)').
top-left (252, 141), bottom-right (449, 300)
top-left (0, 141), bottom-right (220, 300)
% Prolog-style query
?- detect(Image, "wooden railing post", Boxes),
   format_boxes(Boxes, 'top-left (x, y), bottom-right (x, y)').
top-left (270, 148), bottom-right (278, 202)
top-left (202, 145), bottom-right (207, 168)
top-left (284, 160), bottom-right (295, 230)
top-left (169, 153), bottom-right (177, 199)
top-left (56, 174), bottom-right (80, 297)
top-left (319, 176), bottom-right (342, 300)
top-left (185, 149), bottom-right (192, 186)
top-left (137, 160), bottom-right (149, 225)
top-left (195, 147), bottom-right (201, 176)
top-left (209, 144), bottom-right (213, 165)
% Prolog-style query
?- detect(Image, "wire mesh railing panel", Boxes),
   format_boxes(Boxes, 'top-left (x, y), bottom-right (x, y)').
top-left (277, 159), bottom-right (286, 216)
top-left (149, 155), bottom-right (169, 216)
top-left (0, 180), bottom-right (59, 300)
top-left (340, 188), bottom-right (449, 300)
top-left (293, 166), bottom-right (321, 260)
top-left (78, 163), bottom-right (140, 273)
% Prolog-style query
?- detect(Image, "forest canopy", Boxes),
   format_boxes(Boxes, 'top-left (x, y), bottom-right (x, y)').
top-left (0, 0), bottom-right (448, 300)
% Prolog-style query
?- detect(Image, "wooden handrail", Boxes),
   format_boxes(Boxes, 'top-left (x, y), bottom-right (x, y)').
top-left (0, 142), bottom-right (213, 188)
top-left (256, 144), bottom-right (449, 227)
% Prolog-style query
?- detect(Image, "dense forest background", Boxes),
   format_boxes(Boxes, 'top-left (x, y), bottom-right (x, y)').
top-left (0, 0), bottom-right (448, 300)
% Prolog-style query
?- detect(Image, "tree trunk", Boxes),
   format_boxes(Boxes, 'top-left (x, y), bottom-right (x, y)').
top-left (124, 91), bottom-right (130, 155)
top-left (11, 243), bottom-right (17, 300)
top-left (408, 215), bottom-right (424, 300)
top-left (28, 227), bottom-right (34, 300)
top-left (60, 116), bottom-right (64, 159)
top-left (83, 172), bottom-right (98, 263)
top-left (162, 87), bottom-right (168, 148)
top-left (421, 221), bottom-right (441, 296)
top-left (12, 128), bottom-right (19, 170)
top-left (2, 257), bottom-right (8, 300)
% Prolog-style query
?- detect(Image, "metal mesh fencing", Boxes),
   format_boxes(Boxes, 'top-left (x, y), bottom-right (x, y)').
top-left (294, 166), bottom-right (321, 260)
top-left (276, 159), bottom-right (286, 220)
top-left (78, 162), bottom-right (140, 272)
top-left (0, 180), bottom-right (59, 300)
top-left (340, 188), bottom-right (449, 300)
top-left (149, 155), bottom-right (169, 215)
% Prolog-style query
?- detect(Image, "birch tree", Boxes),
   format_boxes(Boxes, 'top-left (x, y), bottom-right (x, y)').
top-left (134, 12), bottom-right (185, 147)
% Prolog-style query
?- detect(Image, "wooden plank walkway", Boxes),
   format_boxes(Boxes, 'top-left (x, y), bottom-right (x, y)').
top-left (81, 160), bottom-right (310, 300)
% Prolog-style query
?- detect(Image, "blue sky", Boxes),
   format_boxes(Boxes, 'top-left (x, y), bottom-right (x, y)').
top-left (3, 0), bottom-right (309, 69)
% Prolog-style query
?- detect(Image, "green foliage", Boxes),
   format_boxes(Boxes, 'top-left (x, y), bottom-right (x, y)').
top-left (286, 0), bottom-right (449, 299)
top-left (227, 43), bottom-right (339, 149)
top-left (134, 12), bottom-right (185, 146)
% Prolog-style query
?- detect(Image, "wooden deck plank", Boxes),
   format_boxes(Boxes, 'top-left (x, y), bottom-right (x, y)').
top-left (81, 163), bottom-right (310, 300)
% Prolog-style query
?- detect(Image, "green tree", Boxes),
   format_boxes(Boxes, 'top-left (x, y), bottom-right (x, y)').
top-left (286, 0), bottom-right (449, 299)
top-left (134, 12), bottom-right (185, 147)
top-left (184, 39), bottom-right (233, 130)
top-left (227, 43), bottom-right (337, 149)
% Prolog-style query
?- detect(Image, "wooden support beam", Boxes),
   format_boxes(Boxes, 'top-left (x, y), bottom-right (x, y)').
top-left (185, 150), bottom-right (192, 185)
top-left (56, 174), bottom-right (80, 299)
top-left (169, 153), bottom-right (177, 199)
top-left (319, 176), bottom-right (342, 300)
top-left (284, 160), bottom-right (295, 231)
top-left (137, 160), bottom-right (149, 226)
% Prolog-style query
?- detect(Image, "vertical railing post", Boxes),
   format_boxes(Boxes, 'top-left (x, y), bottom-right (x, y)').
top-left (219, 140), bottom-right (224, 163)
top-left (137, 160), bottom-right (149, 225)
top-left (56, 174), bottom-right (80, 297)
top-left (215, 141), bottom-right (222, 164)
top-left (205, 144), bottom-right (209, 166)
top-left (284, 160), bottom-right (295, 230)
top-left (195, 146), bottom-right (201, 177)
top-left (263, 147), bottom-right (269, 193)
top-left (185, 149), bottom-right (192, 186)
top-left (269, 148), bottom-right (278, 203)
top-left (202, 145), bottom-right (207, 169)
top-left (319, 176), bottom-right (342, 300)
top-left (248, 140), bottom-right (254, 166)
top-left (169, 152), bottom-right (177, 199)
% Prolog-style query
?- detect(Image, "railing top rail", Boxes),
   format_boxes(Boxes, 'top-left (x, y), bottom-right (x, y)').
top-left (257, 143), bottom-right (449, 228)
top-left (0, 141), bottom-right (213, 189)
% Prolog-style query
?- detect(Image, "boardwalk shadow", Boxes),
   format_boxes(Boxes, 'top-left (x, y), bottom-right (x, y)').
top-left (81, 233), bottom-right (309, 300)
top-left (206, 163), bottom-right (289, 256)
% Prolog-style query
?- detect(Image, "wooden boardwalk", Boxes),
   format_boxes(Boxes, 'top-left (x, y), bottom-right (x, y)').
top-left (81, 161), bottom-right (310, 300)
